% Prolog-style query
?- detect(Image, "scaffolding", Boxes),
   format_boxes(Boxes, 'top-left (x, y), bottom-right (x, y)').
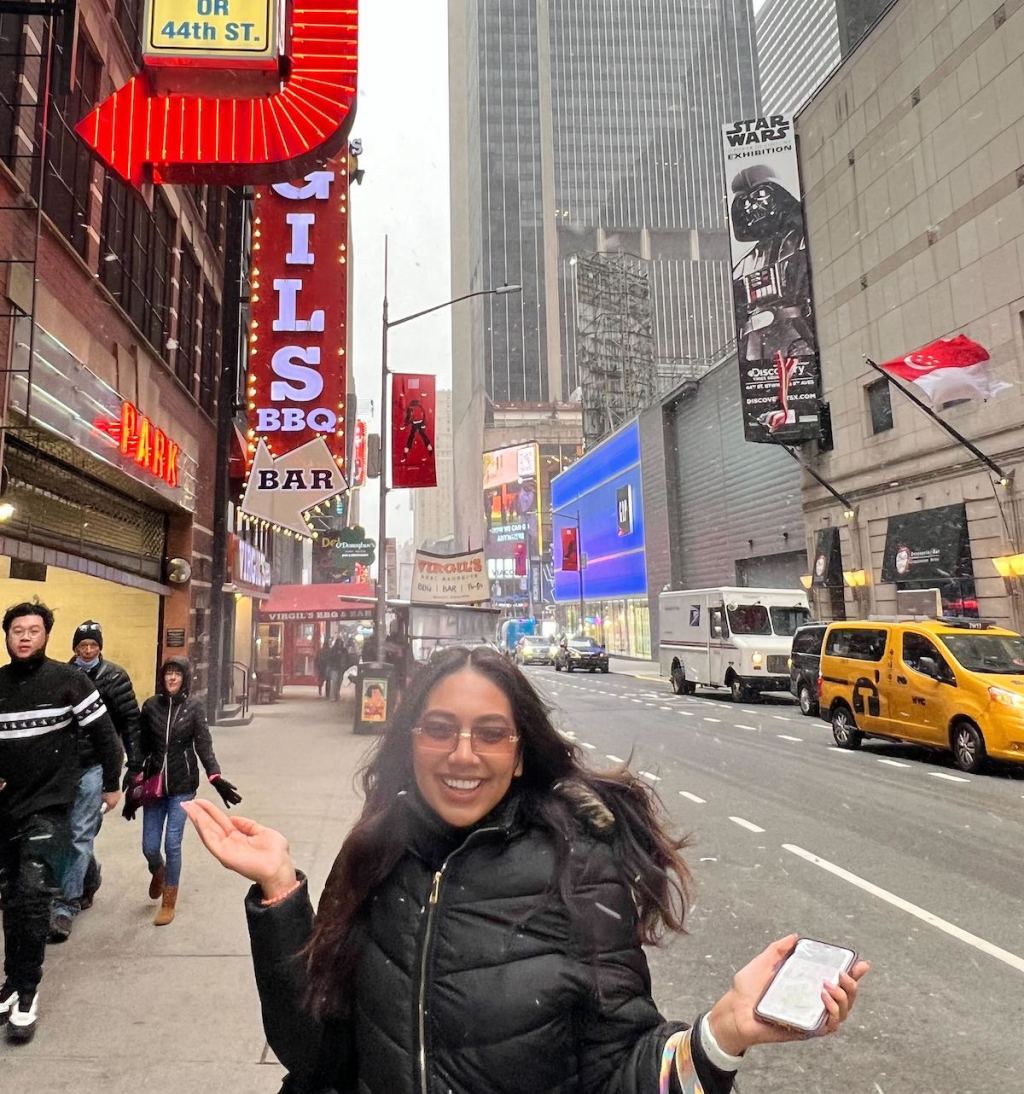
top-left (571, 252), bottom-right (655, 449)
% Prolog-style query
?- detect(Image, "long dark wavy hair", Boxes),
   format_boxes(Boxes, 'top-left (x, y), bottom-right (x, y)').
top-left (304, 645), bottom-right (692, 1017)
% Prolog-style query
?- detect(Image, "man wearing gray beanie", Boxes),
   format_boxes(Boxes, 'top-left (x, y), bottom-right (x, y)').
top-left (49, 621), bottom-right (143, 942)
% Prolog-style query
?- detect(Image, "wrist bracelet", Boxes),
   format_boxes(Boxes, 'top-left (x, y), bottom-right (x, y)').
top-left (699, 1014), bottom-right (745, 1070)
top-left (260, 879), bottom-right (301, 907)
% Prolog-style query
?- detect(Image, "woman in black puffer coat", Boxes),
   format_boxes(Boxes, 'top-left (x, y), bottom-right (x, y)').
top-left (185, 647), bottom-right (868, 1093)
top-left (129, 657), bottom-right (241, 926)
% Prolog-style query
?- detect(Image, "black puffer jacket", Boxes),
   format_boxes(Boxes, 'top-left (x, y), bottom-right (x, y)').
top-left (247, 787), bottom-right (735, 1094)
top-left (140, 658), bottom-right (220, 796)
top-left (69, 656), bottom-right (143, 772)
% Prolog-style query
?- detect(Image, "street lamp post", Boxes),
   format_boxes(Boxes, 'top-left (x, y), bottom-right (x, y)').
top-left (374, 237), bottom-right (520, 653)
top-left (556, 508), bottom-right (585, 634)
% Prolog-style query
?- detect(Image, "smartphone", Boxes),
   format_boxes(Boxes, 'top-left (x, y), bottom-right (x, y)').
top-left (754, 937), bottom-right (857, 1034)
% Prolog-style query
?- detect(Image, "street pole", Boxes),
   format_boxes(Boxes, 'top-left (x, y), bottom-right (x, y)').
top-left (373, 238), bottom-right (390, 658)
top-left (576, 509), bottom-right (584, 633)
top-left (371, 250), bottom-right (520, 656)
top-left (208, 186), bottom-right (246, 721)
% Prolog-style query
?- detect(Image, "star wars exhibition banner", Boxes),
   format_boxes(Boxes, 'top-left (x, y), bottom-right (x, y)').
top-left (391, 373), bottom-right (438, 488)
top-left (722, 114), bottom-right (822, 445)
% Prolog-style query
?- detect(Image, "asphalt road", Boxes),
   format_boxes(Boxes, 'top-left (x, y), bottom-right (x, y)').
top-left (527, 664), bottom-right (1024, 1094)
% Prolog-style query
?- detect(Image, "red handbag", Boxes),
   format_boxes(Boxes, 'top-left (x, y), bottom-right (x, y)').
top-left (138, 771), bottom-right (165, 805)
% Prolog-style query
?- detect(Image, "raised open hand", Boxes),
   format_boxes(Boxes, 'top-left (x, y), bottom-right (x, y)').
top-left (707, 934), bottom-right (870, 1056)
top-left (182, 798), bottom-right (297, 898)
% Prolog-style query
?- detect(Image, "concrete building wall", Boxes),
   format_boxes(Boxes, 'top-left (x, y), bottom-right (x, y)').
top-left (662, 356), bottom-right (806, 592)
top-left (798, 0), bottom-right (1024, 627)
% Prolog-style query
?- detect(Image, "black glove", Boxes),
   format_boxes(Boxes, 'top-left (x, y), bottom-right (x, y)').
top-left (122, 795), bottom-right (140, 821)
top-left (211, 777), bottom-right (242, 808)
top-left (122, 769), bottom-right (143, 792)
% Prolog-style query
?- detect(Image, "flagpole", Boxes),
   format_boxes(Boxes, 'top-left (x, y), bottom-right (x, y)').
top-left (864, 357), bottom-right (1012, 485)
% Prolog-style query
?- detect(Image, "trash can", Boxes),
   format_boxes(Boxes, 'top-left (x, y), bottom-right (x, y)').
top-left (353, 661), bottom-right (396, 734)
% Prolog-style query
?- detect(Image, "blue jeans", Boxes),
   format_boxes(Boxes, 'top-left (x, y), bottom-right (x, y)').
top-left (53, 764), bottom-right (103, 919)
top-left (142, 793), bottom-right (194, 888)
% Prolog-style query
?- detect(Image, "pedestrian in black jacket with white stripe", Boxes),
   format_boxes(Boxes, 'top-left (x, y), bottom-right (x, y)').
top-left (0, 602), bottom-right (123, 1043)
top-left (185, 647), bottom-right (870, 1093)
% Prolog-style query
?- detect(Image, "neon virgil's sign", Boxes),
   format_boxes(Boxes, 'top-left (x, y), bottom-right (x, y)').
top-left (93, 401), bottom-right (182, 488)
top-left (245, 163), bottom-right (348, 471)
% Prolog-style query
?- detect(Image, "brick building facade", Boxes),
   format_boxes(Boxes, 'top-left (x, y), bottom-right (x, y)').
top-left (0, 5), bottom-right (239, 697)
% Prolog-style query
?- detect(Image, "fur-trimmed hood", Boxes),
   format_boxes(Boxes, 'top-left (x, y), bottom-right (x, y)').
top-left (553, 777), bottom-right (615, 834)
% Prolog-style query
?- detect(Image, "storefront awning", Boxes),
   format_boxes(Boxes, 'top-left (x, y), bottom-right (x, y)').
top-left (257, 582), bottom-right (377, 623)
top-left (881, 504), bottom-right (972, 584)
top-left (812, 527), bottom-right (843, 587)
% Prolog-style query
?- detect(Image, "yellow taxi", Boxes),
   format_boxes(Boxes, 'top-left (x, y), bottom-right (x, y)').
top-left (817, 617), bottom-right (1024, 773)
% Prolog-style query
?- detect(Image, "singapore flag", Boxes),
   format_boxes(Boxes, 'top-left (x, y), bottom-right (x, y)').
top-left (880, 335), bottom-right (1010, 405)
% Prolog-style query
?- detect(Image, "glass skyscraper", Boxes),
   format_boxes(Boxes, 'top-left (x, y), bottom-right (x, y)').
top-left (450, 0), bottom-right (761, 409)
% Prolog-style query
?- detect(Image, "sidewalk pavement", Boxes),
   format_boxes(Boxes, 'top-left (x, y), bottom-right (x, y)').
top-left (4, 684), bottom-right (376, 1093)
top-left (609, 655), bottom-right (663, 680)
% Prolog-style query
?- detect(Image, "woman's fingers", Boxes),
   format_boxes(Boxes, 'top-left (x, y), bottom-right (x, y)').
top-left (226, 815), bottom-right (262, 837)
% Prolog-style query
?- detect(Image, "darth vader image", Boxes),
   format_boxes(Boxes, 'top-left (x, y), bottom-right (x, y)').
top-left (730, 164), bottom-right (818, 436)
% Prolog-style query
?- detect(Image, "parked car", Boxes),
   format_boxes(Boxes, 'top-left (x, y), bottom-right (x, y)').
top-left (553, 636), bottom-right (610, 673)
top-left (818, 617), bottom-right (1024, 774)
top-left (789, 622), bottom-right (828, 716)
top-left (515, 635), bottom-right (555, 666)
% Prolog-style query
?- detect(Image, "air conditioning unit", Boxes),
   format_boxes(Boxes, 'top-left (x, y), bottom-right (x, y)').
top-left (895, 588), bottom-right (942, 618)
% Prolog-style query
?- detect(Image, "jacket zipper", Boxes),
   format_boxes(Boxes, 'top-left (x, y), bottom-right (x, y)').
top-left (416, 826), bottom-right (501, 1094)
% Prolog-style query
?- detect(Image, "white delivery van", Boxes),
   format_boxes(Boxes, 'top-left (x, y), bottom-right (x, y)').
top-left (659, 587), bottom-right (810, 701)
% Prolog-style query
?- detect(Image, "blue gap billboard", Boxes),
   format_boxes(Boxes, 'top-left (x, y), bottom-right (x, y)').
top-left (552, 420), bottom-right (647, 602)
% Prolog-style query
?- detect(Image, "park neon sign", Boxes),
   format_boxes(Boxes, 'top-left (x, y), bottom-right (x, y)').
top-left (93, 401), bottom-right (182, 488)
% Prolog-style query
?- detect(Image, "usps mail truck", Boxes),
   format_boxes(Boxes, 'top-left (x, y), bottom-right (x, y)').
top-left (659, 587), bottom-right (810, 702)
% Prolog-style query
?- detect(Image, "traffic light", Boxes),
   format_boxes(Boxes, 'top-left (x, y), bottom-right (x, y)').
top-left (513, 542), bottom-right (527, 577)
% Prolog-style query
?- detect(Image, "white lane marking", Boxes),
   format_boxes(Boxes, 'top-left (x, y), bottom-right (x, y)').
top-left (639, 770), bottom-right (661, 782)
top-left (659, 706), bottom-right (674, 711)
top-left (742, 709), bottom-right (759, 715)
top-left (678, 711), bottom-right (695, 717)
top-left (579, 742), bottom-right (596, 750)
top-left (729, 816), bottom-right (766, 834)
top-left (777, 734), bottom-right (803, 742)
top-left (645, 703), bottom-right (658, 708)
top-left (930, 772), bottom-right (970, 784)
top-left (631, 699), bottom-right (644, 704)
top-left (783, 844), bottom-right (1024, 975)
top-left (772, 716), bottom-right (789, 721)
top-left (704, 717), bottom-right (722, 723)
top-left (606, 754), bottom-right (625, 763)
top-left (679, 791), bottom-right (706, 804)
top-left (736, 724), bottom-right (758, 731)
top-left (830, 746), bottom-right (856, 754)
top-left (877, 758), bottom-right (911, 768)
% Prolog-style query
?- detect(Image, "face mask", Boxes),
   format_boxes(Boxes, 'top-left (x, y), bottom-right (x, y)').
top-left (75, 655), bottom-right (100, 669)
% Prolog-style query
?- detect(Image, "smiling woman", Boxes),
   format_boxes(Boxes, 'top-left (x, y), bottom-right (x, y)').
top-left (185, 646), bottom-right (868, 1093)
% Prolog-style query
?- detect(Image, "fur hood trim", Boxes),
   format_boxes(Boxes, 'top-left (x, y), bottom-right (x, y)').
top-left (553, 779), bottom-right (615, 834)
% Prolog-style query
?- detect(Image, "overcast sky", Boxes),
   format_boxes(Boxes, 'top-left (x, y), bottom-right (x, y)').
top-left (349, 0), bottom-right (452, 546)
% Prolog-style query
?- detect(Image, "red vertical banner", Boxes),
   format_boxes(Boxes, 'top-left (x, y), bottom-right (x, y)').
top-left (246, 159), bottom-right (349, 472)
top-left (391, 373), bottom-right (437, 488)
top-left (513, 541), bottom-right (527, 576)
top-left (352, 419), bottom-right (367, 487)
top-left (560, 527), bottom-right (579, 571)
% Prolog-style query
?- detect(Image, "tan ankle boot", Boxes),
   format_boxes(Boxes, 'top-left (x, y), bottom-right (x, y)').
top-left (148, 865), bottom-right (165, 900)
top-left (154, 885), bottom-right (178, 926)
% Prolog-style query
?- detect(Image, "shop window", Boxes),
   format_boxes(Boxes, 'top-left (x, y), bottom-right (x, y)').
top-left (866, 378), bottom-right (893, 434)
top-left (175, 246), bottom-right (200, 391)
top-left (35, 31), bottom-right (101, 260)
top-left (100, 180), bottom-right (174, 357)
top-left (0, 14), bottom-right (26, 166)
top-left (199, 284), bottom-right (220, 415)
